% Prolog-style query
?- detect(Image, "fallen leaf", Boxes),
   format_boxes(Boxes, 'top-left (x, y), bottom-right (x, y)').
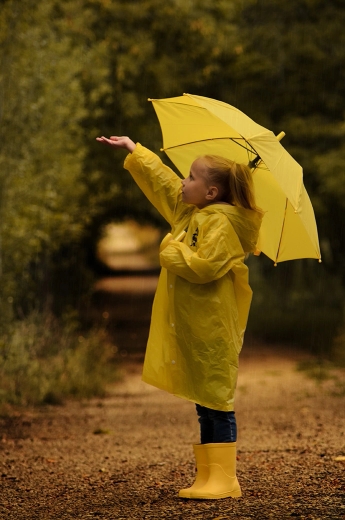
top-left (93, 428), bottom-right (111, 435)
top-left (333, 455), bottom-right (345, 462)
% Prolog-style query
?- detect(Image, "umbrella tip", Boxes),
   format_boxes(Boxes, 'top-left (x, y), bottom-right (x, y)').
top-left (148, 98), bottom-right (153, 102)
top-left (276, 131), bottom-right (285, 141)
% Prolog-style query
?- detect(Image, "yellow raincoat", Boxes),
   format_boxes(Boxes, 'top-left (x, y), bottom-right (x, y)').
top-left (124, 144), bottom-right (262, 411)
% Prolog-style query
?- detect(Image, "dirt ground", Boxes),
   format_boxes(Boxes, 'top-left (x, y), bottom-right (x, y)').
top-left (1, 342), bottom-right (345, 520)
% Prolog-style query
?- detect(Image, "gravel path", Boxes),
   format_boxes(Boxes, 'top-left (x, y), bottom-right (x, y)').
top-left (1, 343), bottom-right (344, 520)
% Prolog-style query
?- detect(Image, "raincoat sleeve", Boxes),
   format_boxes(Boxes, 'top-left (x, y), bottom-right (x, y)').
top-left (160, 214), bottom-right (245, 284)
top-left (123, 143), bottom-right (181, 225)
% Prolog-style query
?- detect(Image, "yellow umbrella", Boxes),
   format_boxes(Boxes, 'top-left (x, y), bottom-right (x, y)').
top-left (149, 93), bottom-right (321, 264)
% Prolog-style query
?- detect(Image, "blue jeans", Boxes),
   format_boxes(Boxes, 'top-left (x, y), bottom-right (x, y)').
top-left (195, 404), bottom-right (237, 444)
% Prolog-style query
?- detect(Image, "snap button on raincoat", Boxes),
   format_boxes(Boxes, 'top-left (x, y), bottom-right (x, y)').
top-left (124, 144), bottom-right (262, 411)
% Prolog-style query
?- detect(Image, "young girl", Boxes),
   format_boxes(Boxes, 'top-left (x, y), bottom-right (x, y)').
top-left (96, 135), bottom-right (262, 500)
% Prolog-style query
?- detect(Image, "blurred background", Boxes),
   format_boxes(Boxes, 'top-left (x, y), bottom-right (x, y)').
top-left (1, 0), bottom-right (344, 406)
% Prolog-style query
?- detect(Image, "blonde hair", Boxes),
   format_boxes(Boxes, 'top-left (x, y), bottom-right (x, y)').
top-left (201, 155), bottom-right (262, 213)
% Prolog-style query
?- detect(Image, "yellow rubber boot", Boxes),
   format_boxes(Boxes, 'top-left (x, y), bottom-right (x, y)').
top-left (178, 444), bottom-right (209, 498)
top-left (188, 442), bottom-right (242, 500)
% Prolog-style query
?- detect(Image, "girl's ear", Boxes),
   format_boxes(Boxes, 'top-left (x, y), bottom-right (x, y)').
top-left (206, 186), bottom-right (219, 201)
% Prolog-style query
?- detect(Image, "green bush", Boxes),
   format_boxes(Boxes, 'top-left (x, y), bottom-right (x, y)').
top-left (0, 311), bottom-right (118, 406)
top-left (246, 257), bottom-right (344, 358)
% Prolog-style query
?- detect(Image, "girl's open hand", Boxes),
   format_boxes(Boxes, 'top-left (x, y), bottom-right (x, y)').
top-left (96, 136), bottom-right (136, 153)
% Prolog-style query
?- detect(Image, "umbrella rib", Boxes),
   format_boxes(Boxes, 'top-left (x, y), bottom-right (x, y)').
top-left (162, 137), bottom-right (258, 155)
top-left (274, 198), bottom-right (289, 266)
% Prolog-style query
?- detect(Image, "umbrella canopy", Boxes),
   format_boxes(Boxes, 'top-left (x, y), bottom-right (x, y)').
top-left (149, 93), bottom-right (321, 264)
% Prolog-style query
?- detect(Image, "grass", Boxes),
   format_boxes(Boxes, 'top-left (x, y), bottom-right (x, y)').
top-left (296, 358), bottom-right (345, 397)
top-left (0, 310), bottom-right (119, 408)
top-left (296, 359), bottom-right (335, 382)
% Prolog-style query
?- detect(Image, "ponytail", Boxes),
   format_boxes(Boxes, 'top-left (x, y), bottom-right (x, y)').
top-left (201, 155), bottom-right (262, 213)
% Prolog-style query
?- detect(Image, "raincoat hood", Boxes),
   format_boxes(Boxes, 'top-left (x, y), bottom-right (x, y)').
top-left (200, 204), bottom-right (262, 254)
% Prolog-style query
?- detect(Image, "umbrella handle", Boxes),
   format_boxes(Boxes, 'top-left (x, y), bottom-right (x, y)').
top-left (248, 156), bottom-right (261, 169)
top-left (159, 230), bottom-right (186, 252)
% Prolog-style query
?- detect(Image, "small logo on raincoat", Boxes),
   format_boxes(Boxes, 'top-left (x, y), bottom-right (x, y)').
top-left (190, 227), bottom-right (199, 247)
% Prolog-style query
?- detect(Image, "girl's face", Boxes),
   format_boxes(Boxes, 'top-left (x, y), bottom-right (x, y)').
top-left (181, 159), bottom-right (211, 208)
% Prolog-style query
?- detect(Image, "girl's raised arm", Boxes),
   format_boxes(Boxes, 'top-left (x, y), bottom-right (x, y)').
top-left (96, 138), bottom-right (183, 225)
top-left (96, 135), bottom-right (136, 153)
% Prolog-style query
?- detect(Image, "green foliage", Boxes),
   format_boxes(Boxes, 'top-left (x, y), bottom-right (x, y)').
top-left (0, 0), bottom-right (94, 318)
top-left (231, 0), bottom-right (345, 282)
top-left (0, 310), bottom-right (117, 406)
top-left (71, 0), bottom-right (242, 223)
